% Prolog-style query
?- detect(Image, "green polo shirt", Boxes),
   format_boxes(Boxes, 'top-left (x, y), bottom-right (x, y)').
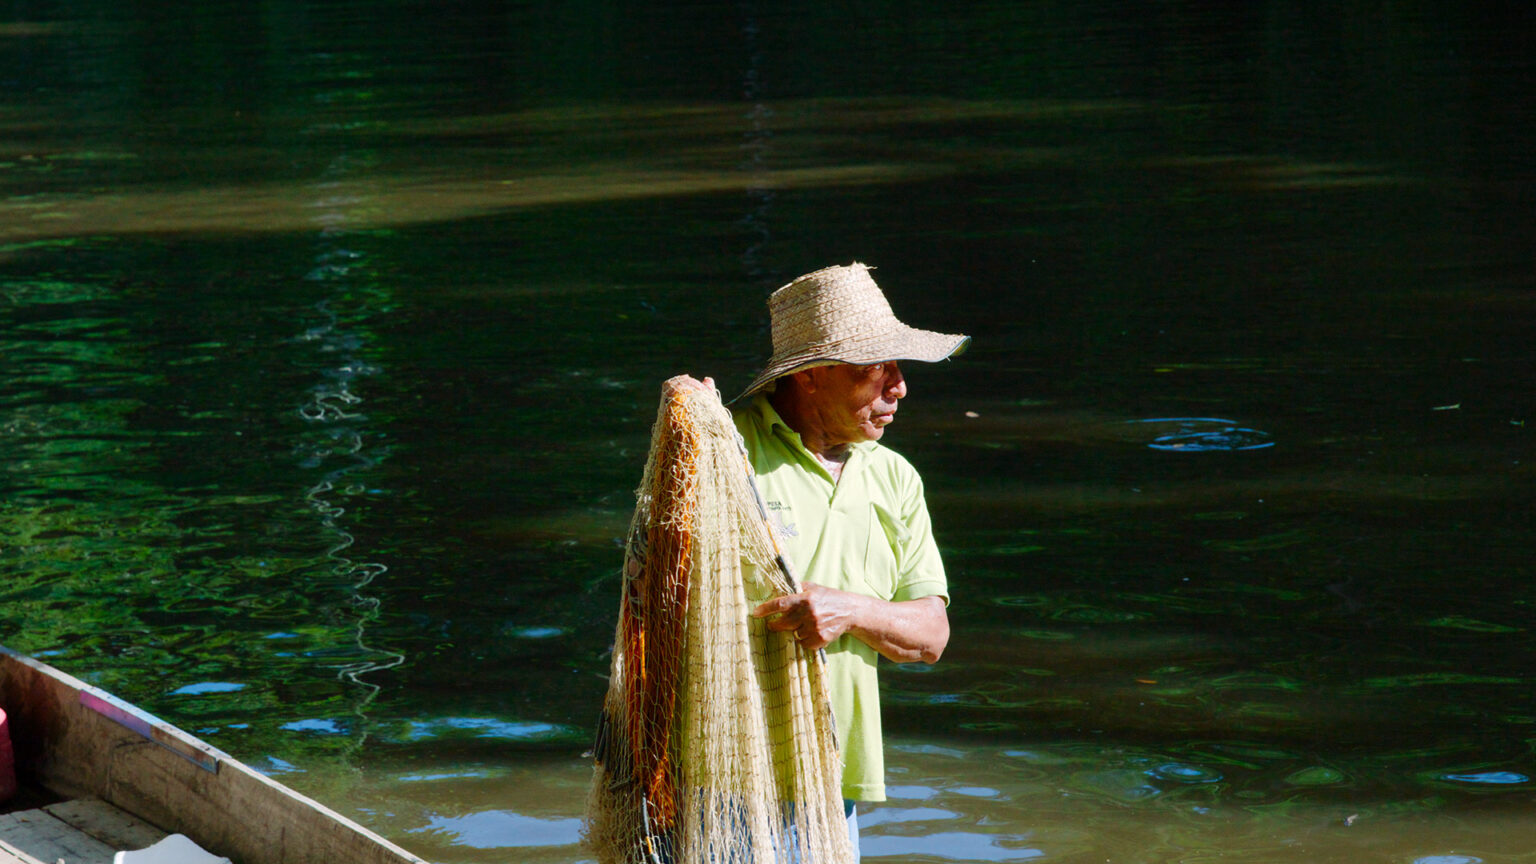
top-left (733, 394), bottom-right (950, 802)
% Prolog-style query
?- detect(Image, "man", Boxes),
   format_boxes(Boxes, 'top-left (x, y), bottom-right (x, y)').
top-left (698, 262), bottom-right (969, 855)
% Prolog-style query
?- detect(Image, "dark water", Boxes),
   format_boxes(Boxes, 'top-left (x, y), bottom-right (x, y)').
top-left (3, 2), bottom-right (1534, 862)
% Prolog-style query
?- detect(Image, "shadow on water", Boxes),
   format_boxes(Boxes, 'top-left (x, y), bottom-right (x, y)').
top-left (1, 97), bottom-right (1430, 244)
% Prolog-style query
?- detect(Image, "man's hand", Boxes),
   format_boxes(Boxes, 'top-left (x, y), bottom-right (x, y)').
top-left (662, 374), bottom-right (717, 399)
top-left (752, 583), bottom-right (949, 663)
top-left (753, 583), bottom-right (858, 653)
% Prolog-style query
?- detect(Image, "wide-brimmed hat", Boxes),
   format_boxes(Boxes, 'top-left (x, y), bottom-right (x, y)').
top-left (733, 263), bottom-right (970, 402)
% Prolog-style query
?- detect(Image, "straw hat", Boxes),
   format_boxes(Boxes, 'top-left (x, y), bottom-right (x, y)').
top-left (733, 263), bottom-right (970, 402)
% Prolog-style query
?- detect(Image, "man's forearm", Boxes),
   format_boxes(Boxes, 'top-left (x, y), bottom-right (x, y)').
top-left (754, 584), bottom-right (949, 662)
top-left (847, 594), bottom-right (949, 664)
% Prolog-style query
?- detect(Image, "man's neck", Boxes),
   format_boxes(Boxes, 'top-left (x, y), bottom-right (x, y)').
top-left (770, 386), bottom-right (846, 461)
top-left (812, 445), bottom-right (850, 479)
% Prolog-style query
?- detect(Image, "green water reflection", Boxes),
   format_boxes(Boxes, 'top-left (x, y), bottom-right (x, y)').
top-left (3, 1), bottom-right (1534, 861)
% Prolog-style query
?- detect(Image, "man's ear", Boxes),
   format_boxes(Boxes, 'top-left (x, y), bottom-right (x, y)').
top-left (790, 368), bottom-right (817, 393)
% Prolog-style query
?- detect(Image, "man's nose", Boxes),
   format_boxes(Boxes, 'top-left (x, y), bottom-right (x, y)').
top-left (886, 362), bottom-right (907, 399)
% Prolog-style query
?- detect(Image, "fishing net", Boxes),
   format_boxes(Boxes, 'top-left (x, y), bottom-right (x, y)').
top-left (585, 377), bottom-right (854, 864)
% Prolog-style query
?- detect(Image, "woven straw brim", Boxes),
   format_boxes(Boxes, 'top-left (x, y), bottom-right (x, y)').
top-left (733, 324), bottom-right (969, 402)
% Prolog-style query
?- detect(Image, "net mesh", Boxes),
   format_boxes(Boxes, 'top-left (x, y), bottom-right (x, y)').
top-left (585, 377), bottom-right (854, 864)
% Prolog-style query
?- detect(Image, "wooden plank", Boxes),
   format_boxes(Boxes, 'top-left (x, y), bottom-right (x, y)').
top-left (0, 807), bottom-right (118, 864)
top-left (44, 799), bottom-right (166, 851)
top-left (0, 835), bottom-right (48, 864)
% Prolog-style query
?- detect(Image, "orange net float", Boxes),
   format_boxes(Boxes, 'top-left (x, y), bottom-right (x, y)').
top-left (621, 389), bottom-right (697, 832)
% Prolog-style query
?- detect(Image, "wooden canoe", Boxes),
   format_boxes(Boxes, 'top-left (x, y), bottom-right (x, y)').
top-left (0, 646), bottom-right (428, 864)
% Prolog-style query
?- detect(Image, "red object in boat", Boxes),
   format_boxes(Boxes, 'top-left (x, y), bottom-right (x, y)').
top-left (0, 706), bottom-right (15, 803)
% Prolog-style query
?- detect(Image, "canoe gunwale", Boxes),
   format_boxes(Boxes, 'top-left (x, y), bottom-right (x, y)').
top-left (75, 689), bottom-right (220, 775)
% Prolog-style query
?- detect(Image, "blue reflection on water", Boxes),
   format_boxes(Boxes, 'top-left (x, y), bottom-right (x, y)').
top-left (1129, 418), bottom-right (1276, 452)
top-left (861, 830), bottom-right (1044, 861)
top-left (1151, 762), bottom-right (1223, 784)
top-left (886, 785), bottom-right (940, 800)
top-left (411, 810), bottom-right (582, 849)
top-left (949, 786), bottom-right (1003, 799)
top-left (1439, 771), bottom-right (1529, 785)
top-left (404, 716), bottom-right (577, 742)
top-left (859, 806), bottom-right (960, 828)
top-left (282, 718), bottom-right (347, 734)
top-left (502, 625), bottom-right (567, 639)
top-left (396, 770), bottom-right (492, 783)
top-left (251, 756), bottom-right (302, 776)
top-left (170, 681), bottom-right (246, 695)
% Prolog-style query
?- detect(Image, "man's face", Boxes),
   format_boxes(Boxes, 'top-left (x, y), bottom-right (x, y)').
top-left (801, 361), bottom-right (908, 447)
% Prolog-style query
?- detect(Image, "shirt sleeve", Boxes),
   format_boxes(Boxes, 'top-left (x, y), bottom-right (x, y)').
top-left (891, 471), bottom-right (950, 605)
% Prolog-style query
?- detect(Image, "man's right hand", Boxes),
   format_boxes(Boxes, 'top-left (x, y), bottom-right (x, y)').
top-left (663, 375), bottom-right (717, 398)
top-left (752, 583), bottom-right (950, 663)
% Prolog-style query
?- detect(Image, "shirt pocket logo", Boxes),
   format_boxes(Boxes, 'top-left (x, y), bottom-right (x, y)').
top-left (766, 500), bottom-right (798, 537)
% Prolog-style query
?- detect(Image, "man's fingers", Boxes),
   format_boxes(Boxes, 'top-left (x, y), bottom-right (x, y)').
top-left (751, 592), bottom-right (835, 649)
top-left (752, 593), bottom-right (803, 618)
top-left (662, 374), bottom-right (720, 399)
top-left (760, 607), bottom-right (803, 632)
